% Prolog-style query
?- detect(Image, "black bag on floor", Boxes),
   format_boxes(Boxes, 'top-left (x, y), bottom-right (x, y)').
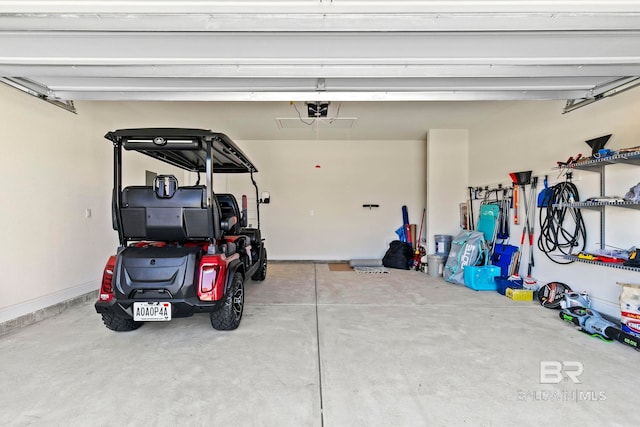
top-left (382, 240), bottom-right (413, 270)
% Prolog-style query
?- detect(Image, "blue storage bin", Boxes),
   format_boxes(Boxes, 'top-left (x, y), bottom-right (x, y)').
top-left (464, 265), bottom-right (501, 291)
top-left (495, 276), bottom-right (524, 295)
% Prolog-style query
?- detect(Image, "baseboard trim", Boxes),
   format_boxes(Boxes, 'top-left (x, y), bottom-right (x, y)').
top-left (270, 259), bottom-right (349, 263)
top-left (0, 282), bottom-right (98, 336)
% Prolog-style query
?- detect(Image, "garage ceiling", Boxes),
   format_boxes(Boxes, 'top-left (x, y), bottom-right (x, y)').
top-left (1, 1), bottom-right (640, 114)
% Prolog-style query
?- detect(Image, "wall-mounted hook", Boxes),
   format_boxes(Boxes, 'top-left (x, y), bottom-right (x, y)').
top-left (363, 204), bottom-right (380, 210)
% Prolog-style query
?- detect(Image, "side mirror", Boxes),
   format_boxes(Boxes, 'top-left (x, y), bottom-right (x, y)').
top-left (261, 191), bottom-right (271, 204)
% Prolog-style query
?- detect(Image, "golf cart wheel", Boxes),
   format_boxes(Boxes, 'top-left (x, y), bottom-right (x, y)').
top-left (251, 248), bottom-right (268, 281)
top-left (101, 313), bottom-right (143, 332)
top-left (210, 273), bottom-right (244, 330)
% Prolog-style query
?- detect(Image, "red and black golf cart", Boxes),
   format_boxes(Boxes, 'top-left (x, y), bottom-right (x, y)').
top-left (94, 128), bottom-right (267, 331)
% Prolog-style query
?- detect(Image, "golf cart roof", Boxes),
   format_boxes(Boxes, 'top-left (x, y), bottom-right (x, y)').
top-left (105, 128), bottom-right (257, 173)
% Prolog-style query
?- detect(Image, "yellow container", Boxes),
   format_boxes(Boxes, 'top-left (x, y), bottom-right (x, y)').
top-left (506, 287), bottom-right (534, 301)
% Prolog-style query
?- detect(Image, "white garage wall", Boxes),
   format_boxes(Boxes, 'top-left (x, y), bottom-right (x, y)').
top-left (222, 139), bottom-right (427, 260)
top-left (73, 100), bottom-right (429, 260)
top-left (468, 88), bottom-right (640, 318)
top-left (0, 87), bottom-right (183, 322)
top-left (4, 89), bottom-right (638, 322)
top-left (0, 94), bottom-right (426, 322)
top-left (426, 129), bottom-right (469, 254)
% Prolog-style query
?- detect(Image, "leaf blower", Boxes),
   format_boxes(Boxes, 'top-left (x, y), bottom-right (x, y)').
top-left (559, 306), bottom-right (640, 351)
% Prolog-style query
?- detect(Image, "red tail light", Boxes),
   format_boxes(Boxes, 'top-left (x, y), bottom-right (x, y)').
top-left (99, 256), bottom-right (116, 302)
top-left (198, 264), bottom-right (219, 301)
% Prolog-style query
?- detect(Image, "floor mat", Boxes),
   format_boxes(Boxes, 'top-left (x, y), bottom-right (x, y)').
top-left (354, 266), bottom-right (389, 274)
top-left (328, 263), bottom-right (353, 272)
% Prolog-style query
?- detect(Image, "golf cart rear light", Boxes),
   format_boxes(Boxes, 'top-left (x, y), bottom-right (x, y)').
top-left (99, 257), bottom-right (116, 302)
top-left (199, 265), bottom-right (219, 299)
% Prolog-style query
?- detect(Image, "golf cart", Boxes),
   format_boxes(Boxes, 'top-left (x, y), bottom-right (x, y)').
top-left (94, 128), bottom-right (267, 331)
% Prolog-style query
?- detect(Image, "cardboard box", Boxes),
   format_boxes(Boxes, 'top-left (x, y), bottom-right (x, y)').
top-left (619, 283), bottom-right (640, 338)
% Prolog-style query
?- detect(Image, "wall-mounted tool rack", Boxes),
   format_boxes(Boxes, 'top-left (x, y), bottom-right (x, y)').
top-left (554, 150), bottom-right (640, 270)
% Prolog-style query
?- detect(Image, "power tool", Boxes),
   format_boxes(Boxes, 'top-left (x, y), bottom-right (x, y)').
top-left (559, 306), bottom-right (640, 351)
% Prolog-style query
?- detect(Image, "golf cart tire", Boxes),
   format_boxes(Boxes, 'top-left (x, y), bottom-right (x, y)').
top-left (251, 248), bottom-right (267, 281)
top-left (210, 273), bottom-right (244, 330)
top-left (101, 313), bottom-right (143, 332)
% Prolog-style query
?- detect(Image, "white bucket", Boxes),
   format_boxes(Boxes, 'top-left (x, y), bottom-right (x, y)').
top-left (427, 254), bottom-right (447, 277)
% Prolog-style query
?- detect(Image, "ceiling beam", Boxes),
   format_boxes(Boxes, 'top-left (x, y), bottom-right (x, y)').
top-left (1, 2), bottom-right (639, 105)
top-left (563, 76), bottom-right (640, 112)
top-left (1, 31), bottom-right (639, 65)
top-left (2, 1), bottom-right (640, 14)
top-left (2, 64), bottom-right (639, 79)
top-left (39, 76), bottom-right (606, 91)
top-left (1, 12), bottom-right (640, 32)
top-left (0, 77), bottom-right (76, 112)
top-left (52, 89), bottom-right (589, 102)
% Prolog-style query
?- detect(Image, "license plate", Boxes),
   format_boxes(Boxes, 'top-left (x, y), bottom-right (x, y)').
top-left (133, 302), bottom-right (171, 321)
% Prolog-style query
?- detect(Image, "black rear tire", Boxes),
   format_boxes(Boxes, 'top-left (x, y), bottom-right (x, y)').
top-left (210, 273), bottom-right (244, 330)
top-left (251, 247), bottom-right (267, 281)
top-left (101, 313), bottom-right (143, 332)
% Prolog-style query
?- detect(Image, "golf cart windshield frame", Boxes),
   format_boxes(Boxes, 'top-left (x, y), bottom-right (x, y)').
top-left (105, 128), bottom-right (260, 246)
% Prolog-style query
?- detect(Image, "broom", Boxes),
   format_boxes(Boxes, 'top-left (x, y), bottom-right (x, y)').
top-left (413, 208), bottom-right (426, 270)
top-left (508, 171), bottom-right (532, 283)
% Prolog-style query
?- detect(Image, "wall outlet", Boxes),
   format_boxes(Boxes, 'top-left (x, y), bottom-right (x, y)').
top-left (85, 208), bottom-right (92, 219)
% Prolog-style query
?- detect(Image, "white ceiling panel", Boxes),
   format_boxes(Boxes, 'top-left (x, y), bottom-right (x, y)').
top-left (0, 1), bottom-right (639, 108)
top-left (2, 11), bottom-right (640, 32)
top-left (2, 1), bottom-right (640, 14)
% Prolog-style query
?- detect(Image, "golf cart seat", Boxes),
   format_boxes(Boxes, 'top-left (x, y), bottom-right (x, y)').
top-left (119, 175), bottom-right (210, 241)
top-left (215, 193), bottom-right (251, 255)
top-left (216, 193), bottom-right (242, 235)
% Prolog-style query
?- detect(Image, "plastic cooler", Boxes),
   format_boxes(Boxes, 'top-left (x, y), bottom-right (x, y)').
top-left (495, 276), bottom-right (524, 295)
top-left (463, 265), bottom-right (501, 291)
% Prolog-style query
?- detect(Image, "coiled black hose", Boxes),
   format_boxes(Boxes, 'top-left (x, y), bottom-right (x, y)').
top-left (537, 181), bottom-right (587, 264)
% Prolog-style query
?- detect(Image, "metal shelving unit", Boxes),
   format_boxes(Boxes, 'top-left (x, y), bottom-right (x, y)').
top-left (555, 200), bottom-right (640, 210)
top-left (553, 150), bottom-right (640, 270)
top-left (563, 255), bottom-right (640, 272)
top-left (568, 150), bottom-right (640, 170)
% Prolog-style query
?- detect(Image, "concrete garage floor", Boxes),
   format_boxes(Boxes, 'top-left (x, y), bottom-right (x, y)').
top-left (1, 263), bottom-right (638, 427)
